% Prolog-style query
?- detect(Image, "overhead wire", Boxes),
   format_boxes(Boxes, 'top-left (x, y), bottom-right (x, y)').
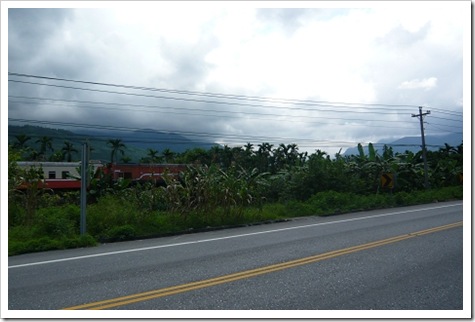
top-left (8, 118), bottom-right (366, 147)
top-left (8, 72), bottom-right (422, 110)
top-left (425, 122), bottom-right (463, 134)
top-left (429, 107), bottom-right (463, 116)
top-left (8, 95), bottom-right (415, 127)
top-left (430, 115), bottom-right (463, 123)
top-left (8, 73), bottom-right (464, 116)
top-left (8, 72), bottom-right (462, 150)
top-left (9, 79), bottom-right (422, 117)
top-left (8, 95), bottom-right (409, 116)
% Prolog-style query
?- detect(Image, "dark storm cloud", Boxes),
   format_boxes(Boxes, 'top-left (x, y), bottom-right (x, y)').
top-left (8, 8), bottom-right (142, 131)
top-left (9, 9), bottom-right (116, 83)
top-left (155, 34), bottom-right (218, 90)
top-left (9, 9), bottom-right (73, 71)
top-left (5, 4), bottom-right (466, 154)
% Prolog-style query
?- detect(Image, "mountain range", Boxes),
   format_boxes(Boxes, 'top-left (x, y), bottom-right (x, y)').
top-left (9, 125), bottom-right (463, 162)
top-left (8, 125), bottom-right (217, 162)
top-left (343, 133), bottom-right (463, 156)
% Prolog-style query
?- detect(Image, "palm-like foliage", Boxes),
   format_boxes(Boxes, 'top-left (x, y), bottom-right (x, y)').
top-left (13, 134), bottom-right (31, 150)
top-left (35, 136), bottom-right (53, 160)
top-left (107, 139), bottom-right (126, 164)
top-left (162, 148), bottom-right (175, 163)
top-left (61, 141), bottom-right (78, 162)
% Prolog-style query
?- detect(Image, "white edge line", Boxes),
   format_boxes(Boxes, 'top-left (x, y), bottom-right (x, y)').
top-left (8, 202), bottom-right (462, 269)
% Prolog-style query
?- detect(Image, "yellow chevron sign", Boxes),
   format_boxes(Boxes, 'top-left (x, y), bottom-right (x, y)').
top-left (381, 173), bottom-right (394, 189)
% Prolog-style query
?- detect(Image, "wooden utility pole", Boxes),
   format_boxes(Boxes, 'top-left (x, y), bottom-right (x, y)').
top-left (412, 106), bottom-right (431, 189)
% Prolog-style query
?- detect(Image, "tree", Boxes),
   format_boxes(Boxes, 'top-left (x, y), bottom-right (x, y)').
top-left (120, 156), bottom-right (132, 164)
top-left (8, 145), bottom-right (23, 191)
top-left (49, 151), bottom-right (65, 162)
top-left (162, 148), bottom-right (175, 163)
top-left (181, 147), bottom-right (210, 165)
top-left (61, 141), bottom-right (78, 162)
top-left (13, 134), bottom-right (31, 150)
top-left (242, 143), bottom-right (255, 169)
top-left (143, 148), bottom-right (161, 164)
top-left (231, 146), bottom-right (244, 167)
top-left (35, 136), bottom-right (53, 160)
top-left (107, 139), bottom-right (126, 164)
top-left (209, 145), bottom-right (222, 165)
top-left (244, 143), bottom-right (254, 155)
top-left (9, 145), bottom-right (45, 224)
top-left (257, 142), bottom-right (274, 172)
top-left (222, 145), bottom-right (233, 168)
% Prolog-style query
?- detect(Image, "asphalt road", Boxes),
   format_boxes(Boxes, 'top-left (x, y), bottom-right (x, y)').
top-left (7, 201), bottom-right (465, 317)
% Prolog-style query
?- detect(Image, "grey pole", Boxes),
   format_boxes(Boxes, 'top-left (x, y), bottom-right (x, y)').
top-left (80, 143), bottom-right (89, 235)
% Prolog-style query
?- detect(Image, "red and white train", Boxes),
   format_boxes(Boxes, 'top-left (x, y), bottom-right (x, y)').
top-left (16, 161), bottom-right (186, 191)
top-left (100, 163), bottom-right (186, 183)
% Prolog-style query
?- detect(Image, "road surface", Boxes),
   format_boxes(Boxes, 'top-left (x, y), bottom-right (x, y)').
top-left (7, 201), bottom-right (465, 318)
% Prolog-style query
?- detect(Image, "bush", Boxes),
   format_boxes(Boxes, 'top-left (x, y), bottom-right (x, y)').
top-left (394, 191), bottom-right (413, 206)
top-left (9, 234), bottom-right (97, 256)
top-left (35, 205), bottom-right (79, 238)
top-left (87, 195), bottom-right (145, 237)
top-left (282, 200), bottom-right (314, 217)
top-left (8, 198), bottom-right (26, 227)
top-left (63, 234), bottom-right (97, 248)
top-left (307, 191), bottom-right (360, 215)
top-left (104, 225), bottom-right (136, 242)
top-left (258, 203), bottom-right (287, 219)
top-left (361, 193), bottom-right (392, 209)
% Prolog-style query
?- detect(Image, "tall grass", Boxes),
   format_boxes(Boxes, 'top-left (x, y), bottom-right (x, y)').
top-left (8, 185), bottom-right (462, 256)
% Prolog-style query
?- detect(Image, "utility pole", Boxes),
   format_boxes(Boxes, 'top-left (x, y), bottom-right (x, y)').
top-left (80, 142), bottom-right (89, 235)
top-left (412, 106), bottom-right (431, 189)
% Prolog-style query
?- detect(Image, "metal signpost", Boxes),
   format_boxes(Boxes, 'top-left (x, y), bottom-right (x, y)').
top-left (80, 143), bottom-right (88, 235)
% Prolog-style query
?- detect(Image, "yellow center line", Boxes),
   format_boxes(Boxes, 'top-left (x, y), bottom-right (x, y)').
top-left (63, 221), bottom-right (462, 310)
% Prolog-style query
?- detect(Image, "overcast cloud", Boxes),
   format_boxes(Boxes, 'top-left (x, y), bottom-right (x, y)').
top-left (4, 1), bottom-right (468, 154)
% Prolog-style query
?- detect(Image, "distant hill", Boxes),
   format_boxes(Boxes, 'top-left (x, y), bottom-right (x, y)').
top-left (10, 124), bottom-right (463, 162)
top-left (343, 133), bottom-right (463, 156)
top-left (78, 128), bottom-right (217, 152)
top-left (8, 125), bottom-right (217, 162)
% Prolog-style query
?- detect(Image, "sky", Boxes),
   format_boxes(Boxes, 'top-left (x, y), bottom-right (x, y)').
top-left (3, 1), bottom-right (469, 155)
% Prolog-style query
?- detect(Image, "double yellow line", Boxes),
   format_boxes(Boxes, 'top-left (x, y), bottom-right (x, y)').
top-left (64, 221), bottom-right (462, 310)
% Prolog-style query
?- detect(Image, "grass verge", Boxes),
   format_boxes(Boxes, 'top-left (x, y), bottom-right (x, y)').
top-left (8, 186), bottom-right (462, 256)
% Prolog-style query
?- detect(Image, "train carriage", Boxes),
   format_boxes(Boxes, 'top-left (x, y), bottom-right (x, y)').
top-left (102, 163), bottom-right (186, 183)
top-left (15, 161), bottom-right (186, 190)
top-left (16, 161), bottom-right (103, 190)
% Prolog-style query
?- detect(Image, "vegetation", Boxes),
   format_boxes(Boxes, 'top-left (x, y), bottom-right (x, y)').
top-left (8, 131), bottom-right (463, 256)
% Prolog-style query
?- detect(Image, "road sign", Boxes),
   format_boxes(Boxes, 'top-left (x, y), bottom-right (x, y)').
top-left (381, 173), bottom-right (394, 189)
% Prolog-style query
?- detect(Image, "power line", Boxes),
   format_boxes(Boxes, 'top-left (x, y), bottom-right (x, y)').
top-left (12, 72), bottom-right (462, 122)
top-left (8, 118), bottom-right (364, 147)
top-left (8, 95), bottom-right (414, 126)
top-left (8, 95), bottom-right (409, 116)
top-left (9, 79), bottom-right (422, 116)
top-left (429, 107), bottom-right (463, 116)
top-left (9, 72), bottom-right (421, 110)
top-left (425, 123), bottom-right (463, 134)
top-left (425, 121), bottom-right (462, 130)
top-left (9, 73), bottom-right (462, 151)
top-left (7, 126), bottom-right (455, 152)
top-left (430, 116), bottom-right (463, 123)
